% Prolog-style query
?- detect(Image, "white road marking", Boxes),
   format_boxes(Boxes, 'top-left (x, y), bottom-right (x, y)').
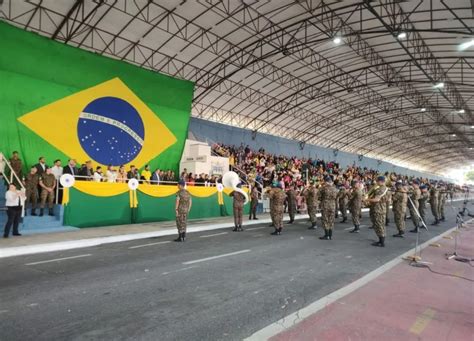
top-left (25, 254), bottom-right (92, 266)
top-left (162, 266), bottom-right (197, 275)
top-left (246, 226), bottom-right (267, 231)
top-left (128, 241), bottom-right (171, 249)
top-left (199, 232), bottom-right (228, 238)
top-left (182, 249), bottom-right (251, 265)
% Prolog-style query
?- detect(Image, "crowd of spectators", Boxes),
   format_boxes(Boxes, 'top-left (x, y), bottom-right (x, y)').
top-left (212, 143), bottom-right (458, 192)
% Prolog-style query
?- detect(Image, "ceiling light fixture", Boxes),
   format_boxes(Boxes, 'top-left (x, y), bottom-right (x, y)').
top-left (459, 39), bottom-right (474, 51)
top-left (420, 108), bottom-right (426, 112)
top-left (434, 82), bottom-right (444, 89)
top-left (457, 109), bottom-right (465, 114)
top-left (333, 37), bottom-right (342, 44)
top-left (397, 32), bottom-right (407, 39)
top-left (451, 134), bottom-right (456, 137)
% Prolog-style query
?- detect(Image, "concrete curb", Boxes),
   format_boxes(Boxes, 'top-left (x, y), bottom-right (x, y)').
top-left (243, 219), bottom-right (471, 341)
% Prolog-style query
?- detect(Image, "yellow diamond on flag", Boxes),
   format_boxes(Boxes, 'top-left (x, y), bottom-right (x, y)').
top-left (18, 78), bottom-right (176, 168)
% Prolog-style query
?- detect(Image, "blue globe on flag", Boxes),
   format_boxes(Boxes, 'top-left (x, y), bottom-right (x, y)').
top-left (77, 96), bottom-right (145, 165)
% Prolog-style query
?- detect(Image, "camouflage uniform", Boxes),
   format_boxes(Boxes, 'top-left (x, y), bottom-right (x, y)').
top-left (269, 188), bottom-right (286, 231)
top-left (40, 173), bottom-right (56, 209)
top-left (318, 183), bottom-right (338, 230)
top-left (249, 186), bottom-right (258, 219)
top-left (392, 189), bottom-right (407, 233)
top-left (429, 186), bottom-right (439, 223)
top-left (176, 189), bottom-right (191, 233)
top-left (437, 186), bottom-right (447, 221)
top-left (286, 189), bottom-right (297, 223)
top-left (385, 189), bottom-right (392, 225)
top-left (9, 157), bottom-right (23, 186)
top-left (418, 190), bottom-right (429, 223)
top-left (369, 185), bottom-right (388, 237)
top-left (303, 186), bottom-right (318, 225)
top-left (348, 188), bottom-right (363, 227)
top-left (337, 187), bottom-right (348, 221)
top-left (408, 187), bottom-right (421, 228)
top-left (24, 172), bottom-right (39, 211)
top-left (231, 191), bottom-right (246, 229)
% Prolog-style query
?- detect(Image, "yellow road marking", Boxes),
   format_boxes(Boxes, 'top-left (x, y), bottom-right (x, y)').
top-left (410, 308), bottom-right (436, 335)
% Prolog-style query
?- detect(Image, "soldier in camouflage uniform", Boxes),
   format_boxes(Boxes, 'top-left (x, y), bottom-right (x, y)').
top-left (286, 184), bottom-right (297, 224)
top-left (175, 179), bottom-right (192, 242)
top-left (429, 182), bottom-right (440, 225)
top-left (39, 167), bottom-right (56, 216)
top-left (23, 166), bottom-right (39, 216)
top-left (385, 180), bottom-right (392, 226)
top-left (348, 180), bottom-right (363, 233)
top-left (318, 176), bottom-right (338, 240)
top-left (249, 185), bottom-right (259, 220)
top-left (269, 183), bottom-right (287, 235)
top-left (392, 181), bottom-right (407, 238)
top-left (9, 151), bottom-right (23, 187)
top-left (230, 184), bottom-right (246, 232)
top-left (303, 181), bottom-right (318, 230)
top-left (367, 176), bottom-right (389, 247)
top-left (437, 182), bottom-right (447, 221)
top-left (337, 184), bottom-right (349, 223)
top-left (418, 184), bottom-right (429, 224)
top-left (408, 180), bottom-right (422, 233)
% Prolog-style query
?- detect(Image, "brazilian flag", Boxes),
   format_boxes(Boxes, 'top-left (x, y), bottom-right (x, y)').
top-left (0, 22), bottom-right (194, 172)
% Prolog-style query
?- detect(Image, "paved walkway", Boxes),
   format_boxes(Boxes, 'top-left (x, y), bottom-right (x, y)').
top-left (267, 221), bottom-right (474, 341)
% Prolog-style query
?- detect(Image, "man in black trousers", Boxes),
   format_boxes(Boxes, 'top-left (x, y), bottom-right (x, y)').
top-left (3, 183), bottom-right (24, 238)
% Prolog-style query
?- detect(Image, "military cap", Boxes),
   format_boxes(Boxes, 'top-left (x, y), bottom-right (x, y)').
top-left (377, 175), bottom-right (385, 182)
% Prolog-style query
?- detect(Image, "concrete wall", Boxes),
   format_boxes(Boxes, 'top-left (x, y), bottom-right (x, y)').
top-left (189, 117), bottom-right (446, 180)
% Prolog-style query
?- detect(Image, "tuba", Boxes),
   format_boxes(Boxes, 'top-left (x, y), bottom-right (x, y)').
top-left (222, 171), bottom-right (249, 204)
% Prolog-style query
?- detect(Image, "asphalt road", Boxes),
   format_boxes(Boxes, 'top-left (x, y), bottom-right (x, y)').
top-left (0, 205), bottom-right (463, 341)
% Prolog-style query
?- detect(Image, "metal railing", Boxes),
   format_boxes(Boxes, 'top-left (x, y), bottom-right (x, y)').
top-left (0, 152), bottom-right (26, 191)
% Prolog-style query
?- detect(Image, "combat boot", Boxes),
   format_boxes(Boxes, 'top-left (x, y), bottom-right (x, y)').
top-left (182, 232), bottom-right (186, 241)
top-left (39, 208), bottom-right (44, 217)
top-left (174, 233), bottom-right (184, 242)
top-left (441, 216), bottom-right (445, 221)
top-left (349, 225), bottom-right (360, 233)
top-left (48, 208), bottom-right (54, 216)
top-left (385, 218), bottom-right (390, 226)
top-left (319, 229), bottom-right (330, 240)
top-left (31, 209), bottom-right (37, 216)
top-left (340, 217), bottom-right (347, 223)
top-left (409, 226), bottom-right (419, 233)
top-left (270, 228), bottom-right (279, 236)
top-left (371, 236), bottom-right (385, 247)
top-left (393, 231), bottom-right (405, 238)
top-left (238, 225), bottom-right (244, 232)
top-left (335, 212), bottom-right (339, 218)
top-left (308, 222), bottom-right (317, 230)
top-left (431, 219), bottom-right (439, 226)
top-left (232, 226), bottom-right (239, 232)
top-left (277, 228), bottom-right (282, 235)
top-left (328, 229), bottom-right (333, 240)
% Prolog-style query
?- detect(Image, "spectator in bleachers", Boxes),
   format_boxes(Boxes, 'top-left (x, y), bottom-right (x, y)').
top-left (141, 165), bottom-right (151, 184)
top-left (93, 166), bottom-right (103, 182)
top-left (116, 165), bottom-right (127, 183)
top-left (127, 165), bottom-right (139, 181)
top-left (63, 159), bottom-right (78, 178)
top-left (51, 159), bottom-right (63, 180)
top-left (35, 156), bottom-right (48, 176)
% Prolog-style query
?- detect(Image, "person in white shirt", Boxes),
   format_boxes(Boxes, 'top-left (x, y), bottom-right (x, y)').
top-left (93, 166), bottom-right (103, 182)
top-left (4, 184), bottom-right (25, 238)
top-left (105, 165), bottom-right (117, 183)
top-left (51, 159), bottom-right (63, 180)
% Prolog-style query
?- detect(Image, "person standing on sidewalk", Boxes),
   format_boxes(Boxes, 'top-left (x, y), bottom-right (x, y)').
top-left (3, 183), bottom-right (25, 238)
top-left (175, 179), bottom-right (192, 242)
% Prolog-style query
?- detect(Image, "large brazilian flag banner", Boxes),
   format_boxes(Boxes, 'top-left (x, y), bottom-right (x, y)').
top-left (0, 22), bottom-right (193, 172)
